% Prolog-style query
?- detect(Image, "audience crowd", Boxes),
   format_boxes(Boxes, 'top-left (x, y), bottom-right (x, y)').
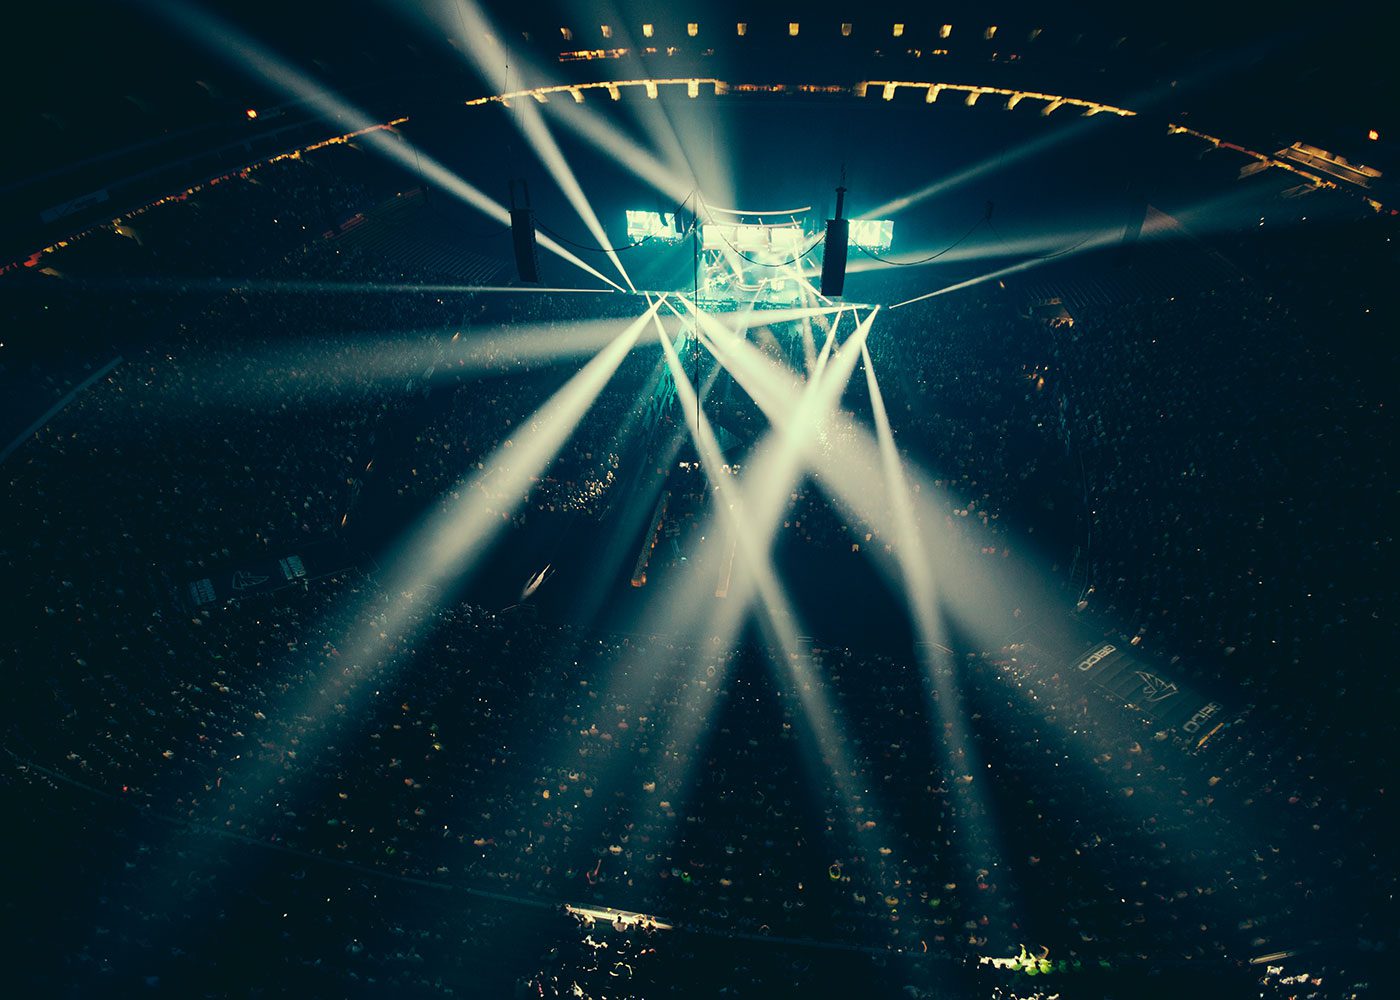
top-left (1, 145), bottom-right (1392, 998)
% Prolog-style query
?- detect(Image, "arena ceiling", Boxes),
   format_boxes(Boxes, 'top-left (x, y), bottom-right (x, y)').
top-left (0, 0), bottom-right (1391, 256)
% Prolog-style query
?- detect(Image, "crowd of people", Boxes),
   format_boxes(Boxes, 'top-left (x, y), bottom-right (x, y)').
top-left (1, 136), bottom-right (1393, 998)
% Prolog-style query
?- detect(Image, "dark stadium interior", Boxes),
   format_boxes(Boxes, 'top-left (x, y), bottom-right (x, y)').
top-left (1, 3), bottom-right (1395, 998)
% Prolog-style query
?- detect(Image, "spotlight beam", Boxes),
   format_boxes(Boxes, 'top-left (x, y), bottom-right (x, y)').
top-left (694, 304), bottom-right (922, 899)
top-left (862, 55), bottom-right (1246, 221)
top-left (811, 309), bottom-right (840, 380)
top-left (46, 277), bottom-right (629, 297)
top-left (855, 349), bottom-right (1002, 897)
top-left (681, 299), bottom-right (877, 570)
top-left (204, 299), bottom-right (662, 841)
top-left (687, 321), bottom-right (942, 617)
top-left (795, 287), bottom-right (820, 375)
top-left (698, 309), bottom-right (1021, 927)
top-left (435, 0), bottom-right (636, 292)
top-left (401, 5), bottom-right (701, 206)
top-left (845, 225), bottom-right (1110, 274)
top-left (116, 315), bottom-right (675, 413)
top-left (653, 315), bottom-right (802, 656)
top-left (639, 93), bottom-right (736, 210)
top-left (860, 340), bottom-right (937, 635)
top-left (605, 24), bottom-right (736, 209)
top-left (665, 296), bottom-right (864, 658)
top-left (875, 189), bottom-right (1293, 294)
top-left (146, 0), bottom-right (624, 291)
top-left (865, 113), bottom-right (1122, 219)
top-left (510, 103), bottom-right (637, 291)
top-left (889, 227), bottom-right (1124, 309)
top-left (523, 301), bottom-right (910, 913)
top-left (667, 306), bottom-right (864, 671)
top-left (409, 303), bottom-right (661, 584)
top-left (720, 304), bottom-right (849, 330)
top-left (639, 305), bottom-right (913, 904)
top-left (683, 305), bottom-right (819, 427)
top-left (545, 99), bottom-right (694, 204)
top-left (689, 312), bottom-right (970, 649)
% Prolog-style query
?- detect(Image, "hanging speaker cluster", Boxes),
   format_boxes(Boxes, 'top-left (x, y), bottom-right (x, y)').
top-left (820, 185), bottom-right (849, 297)
top-left (509, 179), bottom-right (539, 284)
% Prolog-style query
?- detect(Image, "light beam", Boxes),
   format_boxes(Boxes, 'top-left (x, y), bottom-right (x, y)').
top-left (145, 0), bottom-right (624, 291)
top-left (432, 0), bottom-right (636, 291)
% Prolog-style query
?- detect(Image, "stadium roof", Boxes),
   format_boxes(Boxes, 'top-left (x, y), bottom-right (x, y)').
top-left (0, 0), bottom-right (1391, 249)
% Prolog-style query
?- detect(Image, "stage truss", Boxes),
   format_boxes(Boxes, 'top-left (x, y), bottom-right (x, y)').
top-left (696, 205), bottom-right (820, 306)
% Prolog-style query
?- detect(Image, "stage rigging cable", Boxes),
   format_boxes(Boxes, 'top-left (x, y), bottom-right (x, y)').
top-left (536, 215), bottom-right (697, 255)
top-left (536, 223), bottom-right (662, 253)
top-left (854, 215), bottom-right (986, 266)
top-left (986, 218), bottom-right (1099, 260)
top-left (534, 192), bottom-right (699, 254)
top-left (717, 231), bottom-right (827, 268)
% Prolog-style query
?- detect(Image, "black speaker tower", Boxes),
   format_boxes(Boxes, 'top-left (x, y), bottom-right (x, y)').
top-left (509, 180), bottom-right (539, 284)
top-left (820, 185), bottom-right (850, 297)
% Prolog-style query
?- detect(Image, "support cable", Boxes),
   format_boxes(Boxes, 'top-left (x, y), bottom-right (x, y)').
top-left (854, 215), bottom-right (985, 266)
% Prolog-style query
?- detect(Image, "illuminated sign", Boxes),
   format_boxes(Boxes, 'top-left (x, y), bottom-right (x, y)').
top-left (848, 218), bottom-right (894, 251)
top-left (626, 210), bottom-right (681, 242)
top-left (1134, 671), bottom-right (1179, 703)
top-left (1076, 644), bottom-right (1116, 671)
top-left (1182, 701), bottom-right (1224, 733)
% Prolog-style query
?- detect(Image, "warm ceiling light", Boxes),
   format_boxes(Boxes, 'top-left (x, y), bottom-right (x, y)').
top-left (893, 24), bottom-right (904, 38)
top-left (788, 22), bottom-right (800, 37)
top-left (841, 23), bottom-right (852, 36)
top-left (1368, 128), bottom-right (1380, 140)
top-left (940, 24), bottom-right (952, 39)
top-left (600, 24), bottom-right (612, 39)
top-left (736, 22), bottom-right (747, 36)
top-left (985, 26), bottom-right (998, 40)
top-left (245, 108), bottom-right (258, 120)
top-left (642, 23), bottom-right (653, 38)
top-left (687, 22), bottom-right (698, 37)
